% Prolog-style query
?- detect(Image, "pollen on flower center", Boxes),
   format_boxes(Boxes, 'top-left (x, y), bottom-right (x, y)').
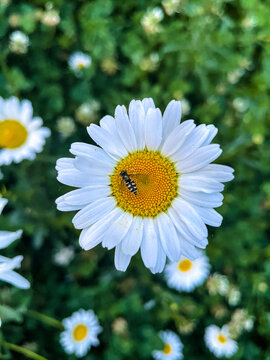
top-left (73, 324), bottom-right (88, 341)
top-left (217, 334), bottom-right (227, 344)
top-left (77, 63), bottom-right (85, 69)
top-left (163, 343), bottom-right (172, 354)
top-left (0, 119), bottom-right (28, 149)
top-left (110, 150), bottom-right (178, 217)
top-left (178, 259), bottom-right (193, 272)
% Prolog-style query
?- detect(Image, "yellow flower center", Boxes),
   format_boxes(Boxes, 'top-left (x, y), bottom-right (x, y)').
top-left (77, 62), bottom-right (85, 69)
top-left (178, 259), bottom-right (193, 272)
top-left (73, 324), bottom-right (88, 342)
top-left (0, 119), bottom-right (28, 149)
top-left (217, 334), bottom-right (227, 344)
top-left (163, 343), bottom-right (172, 354)
top-left (110, 150), bottom-right (178, 217)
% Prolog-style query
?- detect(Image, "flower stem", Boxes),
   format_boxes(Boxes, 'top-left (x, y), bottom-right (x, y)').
top-left (26, 310), bottom-right (64, 330)
top-left (3, 342), bottom-right (48, 360)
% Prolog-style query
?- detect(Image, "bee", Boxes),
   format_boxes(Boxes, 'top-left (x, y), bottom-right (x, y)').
top-left (120, 170), bottom-right (137, 195)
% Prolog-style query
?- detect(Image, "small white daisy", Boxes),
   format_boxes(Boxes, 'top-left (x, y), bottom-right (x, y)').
top-left (0, 198), bottom-right (30, 289)
top-left (165, 253), bottom-right (210, 292)
top-left (0, 97), bottom-right (50, 166)
top-left (60, 309), bottom-right (102, 358)
top-left (56, 98), bottom-right (234, 273)
top-left (205, 325), bottom-right (238, 358)
top-left (68, 52), bottom-right (92, 74)
top-left (153, 330), bottom-right (183, 360)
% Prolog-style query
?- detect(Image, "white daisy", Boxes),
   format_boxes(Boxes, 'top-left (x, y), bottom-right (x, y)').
top-left (56, 98), bottom-right (234, 273)
top-left (60, 309), bottom-right (102, 358)
top-left (68, 52), bottom-right (92, 74)
top-left (0, 97), bottom-right (50, 166)
top-left (205, 325), bottom-right (238, 358)
top-left (152, 330), bottom-right (183, 360)
top-left (165, 253), bottom-right (210, 292)
top-left (0, 198), bottom-right (30, 289)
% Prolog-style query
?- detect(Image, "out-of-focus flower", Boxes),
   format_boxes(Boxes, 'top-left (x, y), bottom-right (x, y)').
top-left (152, 330), bottom-right (183, 360)
top-left (112, 317), bottom-right (128, 335)
top-left (241, 16), bottom-right (257, 29)
top-left (180, 98), bottom-right (190, 116)
top-left (101, 57), bottom-right (118, 75)
top-left (75, 101), bottom-right (100, 126)
top-left (207, 273), bottom-right (229, 296)
top-left (204, 325), bottom-right (238, 358)
top-left (252, 134), bottom-right (264, 145)
top-left (0, 198), bottom-right (30, 289)
top-left (178, 318), bottom-right (196, 335)
top-left (140, 53), bottom-right (160, 72)
top-left (226, 285), bottom-right (241, 306)
top-left (232, 98), bottom-right (249, 113)
top-left (56, 98), bottom-right (234, 273)
top-left (41, 9), bottom-right (60, 26)
top-left (211, 304), bottom-right (229, 319)
top-left (9, 31), bottom-right (29, 55)
top-left (68, 52), bottom-right (92, 76)
top-left (141, 7), bottom-right (164, 35)
top-left (227, 69), bottom-right (244, 84)
top-left (162, 0), bottom-right (182, 16)
top-left (53, 246), bottom-right (74, 266)
top-left (0, 97), bottom-right (50, 165)
top-left (165, 254), bottom-right (210, 292)
top-left (56, 117), bottom-right (76, 138)
top-left (8, 14), bottom-right (21, 27)
top-left (227, 309), bottom-right (254, 338)
top-left (257, 281), bottom-right (268, 292)
top-left (144, 299), bottom-right (156, 310)
top-left (60, 309), bottom-right (102, 358)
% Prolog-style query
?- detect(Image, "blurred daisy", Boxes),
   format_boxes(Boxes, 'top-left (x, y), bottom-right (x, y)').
top-left (205, 325), bottom-right (238, 358)
top-left (9, 30), bottom-right (29, 54)
top-left (153, 330), bottom-right (183, 360)
top-left (68, 52), bottom-right (92, 75)
top-left (0, 198), bottom-right (30, 289)
top-left (60, 309), bottom-right (102, 358)
top-left (165, 253), bottom-right (210, 292)
top-left (56, 98), bottom-right (234, 273)
top-left (0, 97), bottom-right (50, 165)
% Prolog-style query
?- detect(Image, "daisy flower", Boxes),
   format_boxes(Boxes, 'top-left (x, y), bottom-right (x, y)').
top-left (205, 325), bottom-right (238, 358)
top-left (152, 330), bottom-right (183, 360)
top-left (165, 253), bottom-right (210, 292)
top-left (56, 98), bottom-right (234, 273)
top-left (68, 52), bottom-right (92, 74)
top-left (0, 198), bottom-right (30, 289)
top-left (60, 309), bottom-right (102, 358)
top-left (0, 97), bottom-right (50, 166)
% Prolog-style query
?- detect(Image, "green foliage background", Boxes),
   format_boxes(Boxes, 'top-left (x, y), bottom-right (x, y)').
top-left (0, 0), bottom-right (270, 359)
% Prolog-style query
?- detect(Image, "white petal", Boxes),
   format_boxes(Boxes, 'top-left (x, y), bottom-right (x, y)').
top-left (55, 158), bottom-right (75, 171)
top-left (70, 142), bottom-right (115, 167)
top-left (179, 238), bottom-right (201, 260)
top-left (79, 209), bottom-right (120, 250)
top-left (56, 200), bottom-right (83, 212)
top-left (176, 144), bottom-right (222, 173)
top-left (156, 213), bottom-right (181, 261)
top-left (115, 105), bottom-right (137, 152)
top-left (87, 124), bottom-right (127, 159)
top-left (114, 245), bottom-right (131, 272)
top-left (172, 197), bottom-right (208, 238)
top-left (20, 100), bottom-right (33, 123)
top-left (0, 198), bottom-right (8, 214)
top-left (191, 204), bottom-right (223, 227)
top-left (161, 120), bottom-right (195, 157)
top-left (162, 100), bottom-right (182, 138)
top-left (74, 156), bottom-right (113, 176)
top-left (178, 188), bottom-right (224, 208)
top-left (102, 211), bottom-right (133, 250)
top-left (150, 241), bottom-right (166, 274)
top-left (0, 270), bottom-right (30, 289)
top-left (72, 197), bottom-right (115, 229)
top-left (140, 218), bottom-right (158, 269)
top-left (59, 185), bottom-right (111, 205)
top-left (121, 217), bottom-right (144, 256)
top-left (57, 169), bottom-right (97, 188)
top-left (200, 124), bottom-right (218, 146)
top-left (0, 230), bottom-right (22, 249)
top-left (142, 98), bottom-right (155, 113)
top-left (171, 124), bottom-right (210, 162)
top-left (145, 108), bottom-right (163, 151)
top-left (128, 100), bottom-right (146, 150)
top-left (198, 164), bottom-right (234, 182)
top-left (179, 174), bottom-right (224, 193)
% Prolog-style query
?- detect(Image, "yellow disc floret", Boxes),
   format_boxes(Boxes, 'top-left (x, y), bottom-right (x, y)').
top-left (0, 119), bottom-right (28, 149)
top-left (178, 259), bottom-right (193, 272)
top-left (73, 324), bottom-right (88, 342)
top-left (163, 343), bottom-right (172, 354)
top-left (110, 150), bottom-right (178, 217)
top-left (217, 334), bottom-right (227, 344)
